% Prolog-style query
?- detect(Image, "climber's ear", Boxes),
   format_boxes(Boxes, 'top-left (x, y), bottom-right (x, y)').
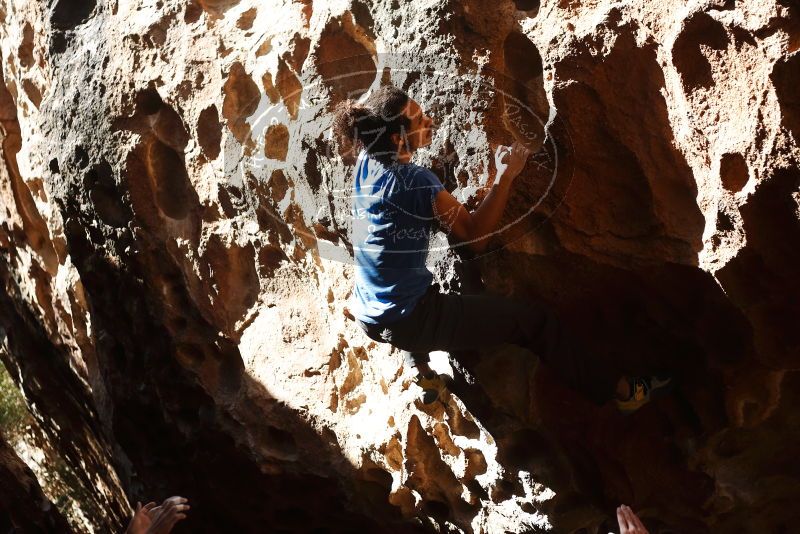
top-left (390, 131), bottom-right (403, 150)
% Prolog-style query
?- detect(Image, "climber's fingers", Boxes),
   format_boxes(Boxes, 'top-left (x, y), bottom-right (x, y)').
top-left (627, 506), bottom-right (647, 531)
top-left (617, 505), bottom-right (649, 534)
top-left (616, 506), bottom-right (631, 532)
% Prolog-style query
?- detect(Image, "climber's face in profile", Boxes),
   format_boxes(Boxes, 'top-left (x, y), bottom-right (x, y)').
top-left (392, 98), bottom-right (434, 154)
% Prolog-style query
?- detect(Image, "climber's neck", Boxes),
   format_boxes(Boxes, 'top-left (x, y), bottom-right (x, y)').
top-left (394, 146), bottom-right (413, 164)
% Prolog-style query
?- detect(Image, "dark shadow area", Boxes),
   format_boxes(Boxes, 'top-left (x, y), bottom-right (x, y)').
top-left (437, 239), bottom-right (789, 532)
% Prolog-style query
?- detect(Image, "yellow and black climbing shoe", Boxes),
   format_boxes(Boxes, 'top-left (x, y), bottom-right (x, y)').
top-left (415, 371), bottom-right (449, 405)
top-left (615, 375), bottom-right (673, 415)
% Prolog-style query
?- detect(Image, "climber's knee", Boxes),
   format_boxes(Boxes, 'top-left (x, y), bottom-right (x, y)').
top-left (512, 298), bottom-right (560, 356)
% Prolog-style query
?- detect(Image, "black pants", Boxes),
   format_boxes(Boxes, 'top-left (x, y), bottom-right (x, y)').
top-left (356, 283), bottom-right (617, 405)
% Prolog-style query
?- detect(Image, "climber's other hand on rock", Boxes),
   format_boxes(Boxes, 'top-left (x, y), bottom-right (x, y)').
top-left (147, 496), bottom-right (190, 519)
top-left (615, 504), bottom-right (649, 534)
top-left (146, 497), bottom-right (189, 534)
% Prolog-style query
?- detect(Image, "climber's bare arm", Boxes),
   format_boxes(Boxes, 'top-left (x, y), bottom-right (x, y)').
top-left (433, 141), bottom-right (531, 254)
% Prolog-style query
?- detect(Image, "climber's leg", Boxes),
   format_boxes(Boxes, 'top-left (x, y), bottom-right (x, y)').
top-left (378, 285), bottom-right (617, 404)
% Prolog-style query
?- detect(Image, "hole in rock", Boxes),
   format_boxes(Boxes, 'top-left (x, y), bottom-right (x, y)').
top-left (264, 123), bottom-right (289, 161)
top-left (363, 465), bottom-right (393, 487)
top-left (261, 71), bottom-right (279, 103)
top-left (256, 203), bottom-right (294, 244)
top-left (184, 1), bottom-right (203, 23)
top-left (463, 448), bottom-right (487, 480)
top-left (202, 237), bottom-right (259, 336)
top-left (302, 137), bottom-right (324, 192)
top-left (197, 105), bottom-right (222, 160)
top-left (514, 0), bottom-right (540, 12)
top-left (672, 12), bottom-right (729, 92)
top-left (444, 402), bottom-right (480, 439)
top-left (196, 0), bottom-right (240, 15)
top-left (144, 137), bottom-right (198, 219)
top-left (740, 399), bottom-right (763, 426)
top-left (74, 146), bottom-right (90, 168)
top-left (315, 16), bottom-right (377, 107)
top-left (222, 62), bottom-right (260, 143)
top-left (257, 245), bottom-right (287, 278)
top-left (217, 184), bottom-right (246, 218)
top-left (236, 7), bottom-right (257, 30)
top-left (22, 80), bottom-right (42, 108)
top-left (153, 103), bottom-right (191, 151)
top-left (268, 169), bottom-right (289, 203)
top-left (423, 500), bottom-right (450, 521)
top-left (276, 58), bottom-right (302, 120)
top-left (716, 210), bottom-right (734, 232)
top-left (51, 0), bottom-right (96, 31)
top-left (465, 479), bottom-right (489, 500)
top-left (49, 32), bottom-right (67, 55)
top-left (503, 31), bottom-right (544, 86)
top-left (720, 152), bottom-right (749, 193)
top-left (216, 341), bottom-right (244, 396)
top-left (350, 0), bottom-right (376, 41)
top-left (401, 70), bottom-right (421, 92)
top-left (19, 23), bottom-right (35, 68)
top-left (284, 33), bottom-right (311, 73)
top-left (490, 479), bottom-right (517, 503)
top-left (136, 87), bottom-right (164, 116)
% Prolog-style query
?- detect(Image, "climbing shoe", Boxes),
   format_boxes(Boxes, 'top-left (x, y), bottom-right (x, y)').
top-left (415, 371), bottom-right (449, 404)
top-left (615, 375), bottom-right (673, 415)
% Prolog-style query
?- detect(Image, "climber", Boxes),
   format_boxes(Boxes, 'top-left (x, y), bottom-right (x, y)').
top-left (334, 84), bottom-right (670, 411)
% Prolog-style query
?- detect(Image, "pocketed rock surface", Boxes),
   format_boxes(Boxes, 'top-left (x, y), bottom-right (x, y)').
top-left (0, 0), bottom-right (798, 532)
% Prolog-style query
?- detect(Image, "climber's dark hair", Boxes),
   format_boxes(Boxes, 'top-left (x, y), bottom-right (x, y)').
top-left (332, 85), bottom-right (411, 164)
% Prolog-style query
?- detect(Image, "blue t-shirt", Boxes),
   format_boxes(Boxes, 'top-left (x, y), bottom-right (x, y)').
top-left (349, 150), bottom-right (445, 325)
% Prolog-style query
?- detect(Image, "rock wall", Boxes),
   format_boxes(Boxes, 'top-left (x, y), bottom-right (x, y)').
top-left (0, 0), bottom-right (797, 532)
top-left (0, 429), bottom-right (72, 533)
